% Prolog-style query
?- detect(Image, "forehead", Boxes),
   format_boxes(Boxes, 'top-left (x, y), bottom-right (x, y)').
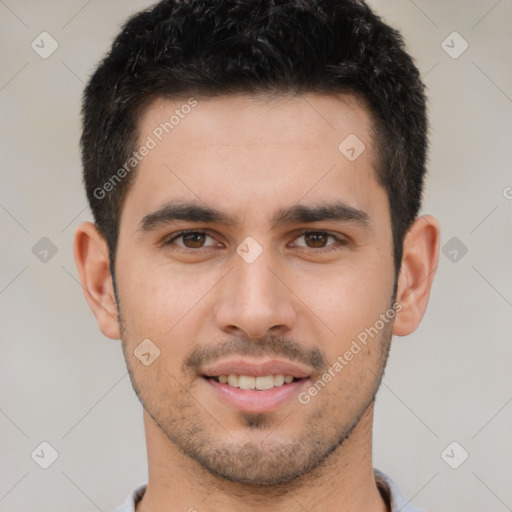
top-left (120, 92), bottom-right (384, 229)
top-left (140, 91), bottom-right (374, 150)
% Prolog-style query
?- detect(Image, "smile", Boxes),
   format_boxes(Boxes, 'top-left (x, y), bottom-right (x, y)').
top-left (206, 374), bottom-right (299, 390)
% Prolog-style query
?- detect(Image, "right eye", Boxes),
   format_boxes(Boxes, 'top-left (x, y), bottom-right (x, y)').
top-left (164, 230), bottom-right (221, 251)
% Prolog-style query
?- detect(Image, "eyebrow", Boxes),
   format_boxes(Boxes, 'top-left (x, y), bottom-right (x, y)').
top-left (138, 200), bottom-right (370, 233)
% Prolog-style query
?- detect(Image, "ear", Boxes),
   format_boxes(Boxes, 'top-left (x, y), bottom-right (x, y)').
top-left (393, 215), bottom-right (440, 336)
top-left (73, 221), bottom-right (121, 340)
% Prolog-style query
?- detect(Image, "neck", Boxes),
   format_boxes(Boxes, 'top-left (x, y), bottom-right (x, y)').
top-left (136, 403), bottom-right (389, 512)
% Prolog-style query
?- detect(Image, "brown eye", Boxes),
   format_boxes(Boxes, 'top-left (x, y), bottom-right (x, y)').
top-left (165, 230), bottom-right (217, 250)
top-left (292, 231), bottom-right (346, 252)
top-left (303, 232), bottom-right (329, 248)
top-left (181, 232), bottom-right (206, 248)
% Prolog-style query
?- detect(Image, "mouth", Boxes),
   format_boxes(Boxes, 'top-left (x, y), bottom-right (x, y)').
top-left (200, 359), bottom-right (312, 413)
top-left (203, 374), bottom-right (305, 391)
top-left (203, 374), bottom-right (304, 390)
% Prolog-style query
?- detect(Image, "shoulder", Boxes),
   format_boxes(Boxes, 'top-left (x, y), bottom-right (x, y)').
top-left (374, 468), bottom-right (424, 512)
top-left (111, 482), bottom-right (147, 512)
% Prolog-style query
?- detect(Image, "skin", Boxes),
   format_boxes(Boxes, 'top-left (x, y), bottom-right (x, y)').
top-left (74, 92), bottom-right (440, 512)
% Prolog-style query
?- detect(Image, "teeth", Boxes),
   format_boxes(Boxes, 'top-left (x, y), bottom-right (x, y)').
top-left (273, 374), bottom-right (285, 386)
top-left (215, 374), bottom-right (297, 390)
top-left (238, 375), bottom-right (255, 389)
top-left (227, 374), bottom-right (239, 387)
top-left (255, 375), bottom-right (274, 390)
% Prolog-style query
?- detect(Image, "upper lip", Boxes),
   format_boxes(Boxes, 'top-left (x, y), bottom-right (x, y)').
top-left (201, 358), bottom-right (312, 378)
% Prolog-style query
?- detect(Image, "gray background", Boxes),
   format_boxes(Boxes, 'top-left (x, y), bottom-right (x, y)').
top-left (0, 0), bottom-right (511, 511)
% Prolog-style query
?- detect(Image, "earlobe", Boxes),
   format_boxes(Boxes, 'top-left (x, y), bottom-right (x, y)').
top-left (393, 215), bottom-right (440, 336)
top-left (73, 222), bottom-right (121, 340)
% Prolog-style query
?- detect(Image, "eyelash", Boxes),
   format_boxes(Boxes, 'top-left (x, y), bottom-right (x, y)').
top-left (163, 229), bottom-right (348, 253)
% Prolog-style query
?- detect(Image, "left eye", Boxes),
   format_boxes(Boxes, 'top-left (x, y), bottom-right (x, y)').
top-left (293, 231), bottom-right (340, 250)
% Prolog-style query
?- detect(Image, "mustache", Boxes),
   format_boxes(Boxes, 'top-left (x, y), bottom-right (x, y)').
top-left (184, 334), bottom-right (328, 375)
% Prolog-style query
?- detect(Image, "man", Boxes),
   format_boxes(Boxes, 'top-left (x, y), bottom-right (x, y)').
top-left (73, 0), bottom-right (439, 511)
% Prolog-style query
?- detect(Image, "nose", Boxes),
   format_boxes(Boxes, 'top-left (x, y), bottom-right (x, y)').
top-left (213, 246), bottom-right (298, 340)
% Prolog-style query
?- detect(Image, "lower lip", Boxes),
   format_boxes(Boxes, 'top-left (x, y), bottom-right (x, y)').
top-left (203, 377), bottom-right (310, 413)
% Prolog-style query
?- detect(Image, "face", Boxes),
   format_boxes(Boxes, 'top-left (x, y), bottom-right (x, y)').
top-left (114, 93), bottom-right (397, 485)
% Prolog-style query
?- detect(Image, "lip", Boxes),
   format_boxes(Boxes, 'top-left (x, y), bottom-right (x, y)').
top-left (201, 357), bottom-right (312, 379)
top-left (203, 376), bottom-right (310, 413)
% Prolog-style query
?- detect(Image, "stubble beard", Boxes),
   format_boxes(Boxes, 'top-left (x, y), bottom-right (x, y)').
top-left (119, 322), bottom-right (393, 490)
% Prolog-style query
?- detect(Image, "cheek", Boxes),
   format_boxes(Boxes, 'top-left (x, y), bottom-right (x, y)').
top-left (291, 253), bottom-right (394, 340)
top-left (116, 256), bottom-right (218, 343)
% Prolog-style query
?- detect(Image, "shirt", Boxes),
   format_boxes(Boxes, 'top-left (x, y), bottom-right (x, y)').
top-left (112, 468), bottom-right (423, 512)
